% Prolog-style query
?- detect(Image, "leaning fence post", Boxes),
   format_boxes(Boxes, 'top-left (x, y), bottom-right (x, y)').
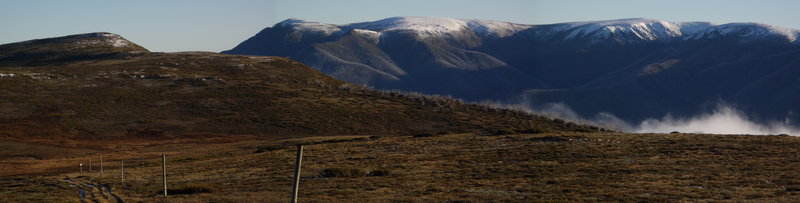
top-left (162, 154), bottom-right (167, 197)
top-left (291, 144), bottom-right (304, 203)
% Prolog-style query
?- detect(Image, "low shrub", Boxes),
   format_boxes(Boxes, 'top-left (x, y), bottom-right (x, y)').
top-left (492, 129), bottom-right (515, 136)
top-left (159, 183), bottom-right (215, 195)
top-left (253, 146), bottom-right (283, 153)
top-left (516, 128), bottom-right (544, 134)
top-left (367, 170), bottom-right (391, 177)
top-left (320, 168), bottom-right (364, 178)
top-left (413, 133), bottom-right (434, 138)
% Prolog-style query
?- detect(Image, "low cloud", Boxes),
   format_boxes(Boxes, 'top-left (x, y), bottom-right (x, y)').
top-left (504, 101), bottom-right (798, 136)
top-left (635, 105), bottom-right (798, 135)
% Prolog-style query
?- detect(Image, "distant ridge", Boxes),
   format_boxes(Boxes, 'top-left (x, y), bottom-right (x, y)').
top-left (0, 32), bottom-right (148, 66)
top-left (223, 17), bottom-right (800, 127)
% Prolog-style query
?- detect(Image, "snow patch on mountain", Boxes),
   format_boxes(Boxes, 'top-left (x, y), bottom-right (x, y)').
top-left (677, 22), bottom-right (715, 36)
top-left (345, 16), bottom-right (469, 38)
top-left (539, 18), bottom-right (800, 44)
top-left (73, 32), bottom-right (132, 48)
top-left (277, 18), bottom-right (342, 37)
top-left (351, 29), bottom-right (382, 44)
top-left (345, 17), bottom-right (533, 38)
top-left (466, 20), bottom-right (533, 38)
top-left (695, 23), bottom-right (799, 42)
top-left (277, 17), bottom-right (532, 39)
top-left (272, 17), bottom-right (800, 44)
top-left (554, 18), bottom-right (692, 43)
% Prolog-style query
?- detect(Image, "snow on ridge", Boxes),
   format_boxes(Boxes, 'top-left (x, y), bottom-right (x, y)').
top-left (548, 18), bottom-right (800, 43)
top-left (275, 18), bottom-right (341, 36)
top-left (73, 32), bottom-right (132, 48)
top-left (676, 22), bottom-right (715, 36)
top-left (699, 23), bottom-right (799, 42)
top-left (466, 19), bottom-right (533, 38)
top-left (277, 17), bottom-right (532, 39)
top-left (345, 17), bottom-right (532, 38)
top-left (554, 18), bottom-right (690, 42)
top-left (351, 29), bottom-right (382, 44)
top-left (273, 17), bottom-right (800, 43)
top-left (344, 16), bottom-right (469, 37)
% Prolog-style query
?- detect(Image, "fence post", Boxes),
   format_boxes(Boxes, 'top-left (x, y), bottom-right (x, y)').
top-left (291, 144), bottom-right (304, 203)
top-left (162, 154), bottom-right (167, 197)
top-left (120, 160), bottom-right (124, 183)
top-left (80, 163), bottom-right (83, 174)
top-left (100, 155), bottom-right (103, 176)
top-left (89, 158), bottom-right (92, 172)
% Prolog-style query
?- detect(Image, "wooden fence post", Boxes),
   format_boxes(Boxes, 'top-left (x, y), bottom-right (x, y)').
top-left (89, 158), bottom-right (92, 172)
top-left (80, 163), bottom-right (83, 174)
top-left (291, 145), bottom-right (304, 203)
top-left (100, 155), bottom-right (103, 176)
top-left (162, 154), bottom-right (167, 197)
top-left (120, 160), bottom-right (124, 183)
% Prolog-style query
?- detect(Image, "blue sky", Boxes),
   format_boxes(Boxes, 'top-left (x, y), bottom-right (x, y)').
top-left (2, 0), bottom-right (799, 52)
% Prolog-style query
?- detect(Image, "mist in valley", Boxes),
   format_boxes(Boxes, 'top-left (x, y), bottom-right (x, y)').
top-left (501, 101), bottom-right (800, 136)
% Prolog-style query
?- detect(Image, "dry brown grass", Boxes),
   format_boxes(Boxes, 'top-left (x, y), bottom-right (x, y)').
top-left (5, 132), bottom-right (800, 202)
top-left (0, 52), bottom-right (598, 147)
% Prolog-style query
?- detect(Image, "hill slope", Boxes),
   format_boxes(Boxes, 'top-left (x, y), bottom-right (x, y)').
top-left (223, 17), bottom-right (800, 127)
top-left (0, 32), bottom-right (148, 66)
top-left (0, 33), bottom-right (597, 144)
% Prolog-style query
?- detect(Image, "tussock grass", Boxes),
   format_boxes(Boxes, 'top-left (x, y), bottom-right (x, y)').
top-left (321, 168), bottom-right (364, 178)
top-left (161, 183), bottom-right (214, 195)
top-left (7, 132), bottom-right (800, 202)
top-left (0, 52), bottom-right (600, 148)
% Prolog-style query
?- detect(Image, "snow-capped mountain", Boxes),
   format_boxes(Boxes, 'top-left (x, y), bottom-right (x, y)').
top-left (223, 17), bottom-right (800, 126)
top-left (275, 16), bottom-right (533, 39)
top-left (692, 23), bottom-right (799, 42)
top-left (536, 18), bottom-right (711, 44)
top-left (340, 16), bottom-right (533, 39)
top-left (525, 18), bottom-right (800, 45)
top-left (267, 17), bottom-right (799, 45)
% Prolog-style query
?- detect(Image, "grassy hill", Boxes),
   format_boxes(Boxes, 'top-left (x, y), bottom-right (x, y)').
top-left (0, 33), bottom-right (600, 146)
top-left (0, 32), bottom-right (148, 67)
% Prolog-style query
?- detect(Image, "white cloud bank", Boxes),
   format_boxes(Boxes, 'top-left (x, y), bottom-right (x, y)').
top-left (508, 102), bottom-right (799, 136)
top-left (635, 105), bottom-right (798, 135)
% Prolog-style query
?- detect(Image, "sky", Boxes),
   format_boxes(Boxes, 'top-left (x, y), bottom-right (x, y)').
top-left (2, 0), bottom-right (799, 52)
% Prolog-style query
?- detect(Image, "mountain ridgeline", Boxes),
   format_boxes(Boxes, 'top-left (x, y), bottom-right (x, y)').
top-left (223, 17), bottom-right (800, 126)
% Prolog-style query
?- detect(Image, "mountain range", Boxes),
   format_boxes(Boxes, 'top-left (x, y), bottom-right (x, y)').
top-left (223, 17), bottom-right (800, 127)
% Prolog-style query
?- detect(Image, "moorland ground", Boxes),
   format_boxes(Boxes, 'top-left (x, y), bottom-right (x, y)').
top-left (3, 132), bottom-right (800, 202)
